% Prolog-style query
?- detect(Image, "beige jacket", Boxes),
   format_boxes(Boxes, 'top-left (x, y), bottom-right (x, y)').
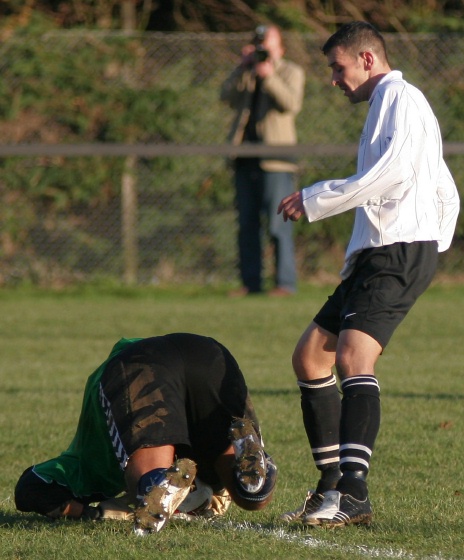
top-left (220, 58), bottom-right (305, 172)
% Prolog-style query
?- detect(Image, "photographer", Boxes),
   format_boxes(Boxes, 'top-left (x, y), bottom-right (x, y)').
top-left (220, 25), bottom-right (305, 297)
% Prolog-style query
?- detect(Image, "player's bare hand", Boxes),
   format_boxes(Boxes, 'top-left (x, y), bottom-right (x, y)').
top-left (277, 191), bottom-right (305, 222)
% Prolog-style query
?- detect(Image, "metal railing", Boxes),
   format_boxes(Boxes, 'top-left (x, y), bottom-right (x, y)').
top-left (0, 32), bottom-right (463, 286)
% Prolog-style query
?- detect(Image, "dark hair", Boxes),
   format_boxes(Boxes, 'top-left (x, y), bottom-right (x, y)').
top-left (322, 21), bottom-right (389, 63)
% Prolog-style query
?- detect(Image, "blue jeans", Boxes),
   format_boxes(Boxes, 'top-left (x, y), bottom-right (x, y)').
top-left (234, 159), bottom-right (296, 292)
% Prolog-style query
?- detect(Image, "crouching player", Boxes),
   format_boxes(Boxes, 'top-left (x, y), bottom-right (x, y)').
top-left (14, 333), bottom-right (277, 534)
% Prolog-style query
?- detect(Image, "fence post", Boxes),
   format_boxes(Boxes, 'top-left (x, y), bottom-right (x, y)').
top-left (121, 154), bottom-right (138, 285)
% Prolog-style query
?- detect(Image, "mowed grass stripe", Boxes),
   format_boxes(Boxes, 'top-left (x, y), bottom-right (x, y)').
top-left (0, 284), bottom-right (462, 559)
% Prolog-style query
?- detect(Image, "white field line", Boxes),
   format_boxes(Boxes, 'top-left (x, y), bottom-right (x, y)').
top-left (211, 520), bottom-right (454, 560)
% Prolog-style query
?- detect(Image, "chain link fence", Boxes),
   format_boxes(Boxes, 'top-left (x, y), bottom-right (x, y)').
top-left (0, 31), bottom-right (463, 287)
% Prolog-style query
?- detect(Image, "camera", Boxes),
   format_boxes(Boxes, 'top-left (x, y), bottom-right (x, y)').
top-left (254, 25), bottom-right (267, 43)
top-left (254, 45), bottom-right (269, 63)
top-left (252, 25), bottom-right (269, 62)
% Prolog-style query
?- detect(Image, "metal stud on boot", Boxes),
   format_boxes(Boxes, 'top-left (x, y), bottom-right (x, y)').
top-left (134, 458), bottom-right (197, 535)
top-left (229, 417), bottom-right (266, 494)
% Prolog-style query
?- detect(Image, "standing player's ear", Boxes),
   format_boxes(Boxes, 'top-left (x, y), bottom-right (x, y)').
top-left (360, 51), bottom-right (375, 70)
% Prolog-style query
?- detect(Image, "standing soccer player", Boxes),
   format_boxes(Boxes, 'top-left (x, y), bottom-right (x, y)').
top-left (278, 21), bottom-right (459, 527)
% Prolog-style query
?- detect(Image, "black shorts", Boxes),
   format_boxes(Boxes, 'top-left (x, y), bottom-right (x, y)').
top-left (100, 333), bottom-right (259, 488)
top-left (313, 242), bottom-right (438, 349)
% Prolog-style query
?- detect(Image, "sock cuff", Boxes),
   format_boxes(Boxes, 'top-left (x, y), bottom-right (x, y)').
top-left (297, 374), bottom-right (337, 391)
top-left (341, 375), bottom-right (380, 397)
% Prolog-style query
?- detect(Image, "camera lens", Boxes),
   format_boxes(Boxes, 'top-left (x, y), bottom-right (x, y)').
top-left (255, 25), bottom-right (267, 39)
top-left (254, 45), bottom-right (269, 62)
top-left (253, 25), bottom-right (268, 45)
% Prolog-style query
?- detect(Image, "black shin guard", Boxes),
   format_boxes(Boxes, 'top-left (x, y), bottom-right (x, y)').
top-left (298, 375), bottom-right (341, 489)
top-left (337, 376), bottom-right (380, 499)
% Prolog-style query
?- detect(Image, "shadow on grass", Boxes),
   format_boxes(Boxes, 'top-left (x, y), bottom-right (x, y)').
top-left (383, 391), bottom-right (464, 400)
top-left (251, 388), bottom-right (464, 400)
top-left (0, 511), bottom-right (115, 531)
top-left (0, 510), bottom-right (55, 529)
top-left (249, 388), bottom-right (298, 396)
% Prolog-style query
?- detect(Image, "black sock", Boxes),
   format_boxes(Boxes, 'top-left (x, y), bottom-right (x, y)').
top-left (298, 374), bottom-right (341, 489)
top-left (337, 375), bottom-right (381, 500)
top-left (336, 470), bottom-right (368, 501)
top-left (316, 465), bottom-right (342, 494)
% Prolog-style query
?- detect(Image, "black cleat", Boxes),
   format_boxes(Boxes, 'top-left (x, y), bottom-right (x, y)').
top-left (324, 492), bottom-right (372, 527)
top-left (229, 418), bottom-right (266, 494)
top-left (280, 490), bottom-right (324, 523)
top-left (133, 458), bottom-right (197, 535)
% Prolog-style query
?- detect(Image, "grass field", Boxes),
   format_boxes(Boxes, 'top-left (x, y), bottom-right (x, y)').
top-left (0, 284), bottom-right (463, 559)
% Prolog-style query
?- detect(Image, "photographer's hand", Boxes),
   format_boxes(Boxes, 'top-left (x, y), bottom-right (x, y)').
top-left (240, 44), bottom-right (256, 67)
top-left (255, 59), bottom-right (274, 79)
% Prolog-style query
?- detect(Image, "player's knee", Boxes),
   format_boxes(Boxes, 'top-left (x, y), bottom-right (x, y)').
top-left (292, 348), bottom-right (330, 380)
top-left (292, 346), bottom-right (309, 378)
top-left (15, 466), bottom-right (74, 517)
top-left (335, 349), bottom-right (372, 378)
top-left (14, 467), bottom-right (38, 512)
top-left (335, 355), bottom-right (349, 378)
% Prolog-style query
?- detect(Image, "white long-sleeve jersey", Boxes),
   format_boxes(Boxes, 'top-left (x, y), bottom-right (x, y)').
top-left (302, 70), bottom-right (460, 279)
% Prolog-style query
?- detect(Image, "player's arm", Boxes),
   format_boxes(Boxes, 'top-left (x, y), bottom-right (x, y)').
top-left (436, 159), bottom-right (460, 251)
